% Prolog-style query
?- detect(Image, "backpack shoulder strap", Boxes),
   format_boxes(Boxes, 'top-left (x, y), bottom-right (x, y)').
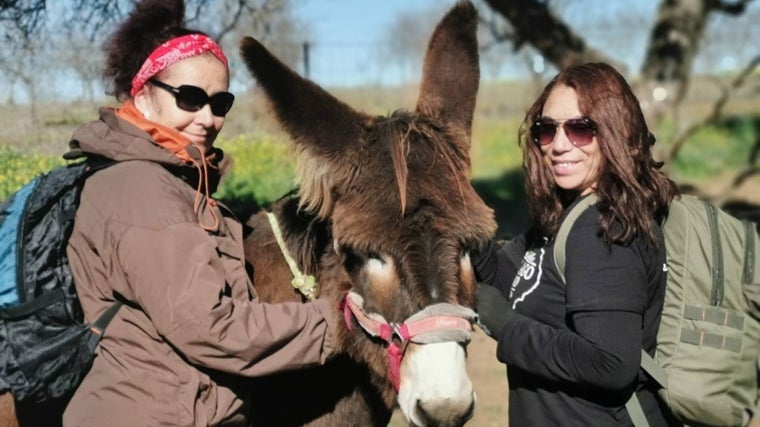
top-left (626, 350), bottom-right (669, 427)
top-left (553, 193), bottom-right (599, 283)
top-left (639, 349), bottom-right (667, 388)
top-left (553, 194), bottom-right (670, 427)
top-left (626, 392), bottom-right (650, 427)
top-left (742, 219), bottom-right (756, 285)
top-left (84, 154), bottom-right (116, 174)
top-left (86, 302), bottom-right (123, 352)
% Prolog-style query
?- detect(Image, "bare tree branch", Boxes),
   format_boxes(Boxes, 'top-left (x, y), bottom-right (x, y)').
top-left (665, 55), bottom-right (760, 165)
top-left (642, 0), bottom-right (711, 107)
top-left (0, 0), bottom-right (45, 41)
top-left (479, 0), bottom-right (622, 71)
top-left (1, 0), bottom-right (281, 43)
top-left (642, 0), bottom-right (756, 106)
top-left (706, 0), bottom-right (754, 14)
top-left (213, 0), bottom-right (249, 42)
top-left (214, 0), bottom-right (285, 43)
top-left (478, 13), bottom-right (514, 51)
top-left (70, 0), bottom-right (128, 40)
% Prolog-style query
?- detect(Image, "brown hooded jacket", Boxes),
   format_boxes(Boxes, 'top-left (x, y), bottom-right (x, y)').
top-left (62, 108), bottom-right (336, 427)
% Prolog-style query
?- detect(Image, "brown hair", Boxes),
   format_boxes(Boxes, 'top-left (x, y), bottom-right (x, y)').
top-left (103, 0), bottom-right (207, 101)
top-left (519, 62), bottom-right (678, 245)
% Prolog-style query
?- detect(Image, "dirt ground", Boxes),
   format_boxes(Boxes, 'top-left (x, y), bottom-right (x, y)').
top-left (461, 331), bottom-right (510, 426)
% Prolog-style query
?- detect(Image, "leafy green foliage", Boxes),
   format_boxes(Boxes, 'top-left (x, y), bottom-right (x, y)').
top-left (472, 118), bottom-right (523, 179)
top-left (0, 135), bottom-right (296, 206)
top-left (215, 134), bottom-right (297, 208)
top-left (665, 115), bottom-right (758, 181)
top-left (1, 116), bottom-right (756, 212)
top-left (0, 146), bottom-right (65, 200)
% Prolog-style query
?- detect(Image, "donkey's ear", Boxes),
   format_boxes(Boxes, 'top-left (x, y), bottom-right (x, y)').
top-left (416, 1), bottom-right (479, 140)
top-left (239, 36), bottom-right (364, 157)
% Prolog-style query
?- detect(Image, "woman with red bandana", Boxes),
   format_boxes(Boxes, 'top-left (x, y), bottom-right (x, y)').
top-left (62, 1), bottom-right (336, 426)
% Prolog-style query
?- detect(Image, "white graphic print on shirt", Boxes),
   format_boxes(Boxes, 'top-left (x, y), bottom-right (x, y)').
top-left (510, 247), bottom-right (545, 310)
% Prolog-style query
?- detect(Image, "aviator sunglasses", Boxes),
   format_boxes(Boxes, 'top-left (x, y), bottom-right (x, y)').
top-left (148, 78), bottom-right (235, 117)
top-left (530, 117), bottom-right (597, 147)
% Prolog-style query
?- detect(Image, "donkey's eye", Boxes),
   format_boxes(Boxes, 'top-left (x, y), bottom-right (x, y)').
top-left (460, 243), bottom-right (476, 260)
top-left (341, 246), bottom-right (387, 276)
top-left (341, 246), bottom-right (364, 274)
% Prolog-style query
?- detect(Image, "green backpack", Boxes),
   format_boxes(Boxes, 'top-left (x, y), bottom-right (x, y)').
top-left (555, 193), bottom-right (760, 427)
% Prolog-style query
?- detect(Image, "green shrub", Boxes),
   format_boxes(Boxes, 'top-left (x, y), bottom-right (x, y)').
top-left (1, 135), bottom-right (297, 206)
top-left (2, 116), bottom-right (755, 208)
top-left (215, 134), bottom-right (297, 208)
top-left (0, 146), bottom-right (65, 200)
top-left (657, 115), bottom-right (757, 181)
top-left (472, 118), bottom-right (523, 179)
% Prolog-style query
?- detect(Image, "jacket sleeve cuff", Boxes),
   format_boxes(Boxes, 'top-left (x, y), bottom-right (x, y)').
top-left (313, 298), bottom-right (339, 363)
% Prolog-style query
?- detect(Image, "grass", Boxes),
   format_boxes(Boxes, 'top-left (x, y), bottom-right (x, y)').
top-left (665, 115), bottom-right (758, 182)
top-left (0, 146), bottom-right (66, 200)
top-left (2, 84), bottom-right (758, 223)
top-left (214, 133), bottom-right (297, 208)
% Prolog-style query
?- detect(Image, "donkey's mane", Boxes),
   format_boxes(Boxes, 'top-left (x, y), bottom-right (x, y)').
top-left (296, 110), bottom-right (471, 219)
top-left (295, 146), bottom-right (338, 219)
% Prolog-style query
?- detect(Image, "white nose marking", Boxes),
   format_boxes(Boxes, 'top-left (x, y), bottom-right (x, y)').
top-left (397, 342), bottom-right (474, 426)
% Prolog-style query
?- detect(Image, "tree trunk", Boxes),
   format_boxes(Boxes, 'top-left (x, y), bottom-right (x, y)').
top-left (641, 0), bottom-right (711, 104)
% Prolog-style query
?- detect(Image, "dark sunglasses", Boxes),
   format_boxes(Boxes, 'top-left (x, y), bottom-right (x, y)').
top-left (530, 117), bottom-right (597, 147)
top-left (148, 78), bottom-right (235, 117)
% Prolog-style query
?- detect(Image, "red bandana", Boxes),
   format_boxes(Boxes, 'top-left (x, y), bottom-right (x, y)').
top-left (130, 34), bottom-right (228, 97)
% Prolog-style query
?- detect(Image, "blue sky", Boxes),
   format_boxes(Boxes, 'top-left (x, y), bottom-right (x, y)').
top-left (5, 0), bottom-right (758, 101)
top-left (288, 0), bottom-right (656, 86)
top-left (294, 0), bottom-right (448, 45)
top-left (287, 0), bottom-right (759, 87)
top-left (290, 0), bottom-right (454, 86)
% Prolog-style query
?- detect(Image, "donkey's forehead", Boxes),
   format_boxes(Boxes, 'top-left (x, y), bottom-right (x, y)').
top-left (359, 116), bottom-right (466, 177)
top-left (328, 115), bottom-right (493, 242)
top-left (331, 177), bottom-right (494, 247)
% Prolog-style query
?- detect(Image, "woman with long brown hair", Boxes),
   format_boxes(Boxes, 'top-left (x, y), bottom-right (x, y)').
top-left (474, 62), bottom-right (681, 426)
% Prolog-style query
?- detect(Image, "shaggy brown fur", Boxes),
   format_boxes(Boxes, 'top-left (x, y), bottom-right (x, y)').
top-left (0, 2), bottom-right (495, 426)
top-left (241, 2), bottom-right (496, 426)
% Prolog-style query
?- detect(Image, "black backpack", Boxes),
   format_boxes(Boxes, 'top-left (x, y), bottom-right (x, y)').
top-left (0, 156), bottom-right (120, 403)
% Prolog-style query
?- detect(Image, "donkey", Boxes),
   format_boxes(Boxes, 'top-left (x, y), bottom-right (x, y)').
top-left (240, 1), bottom-right (496, 426)
top-left (0, 2), bottom-right (494, 427)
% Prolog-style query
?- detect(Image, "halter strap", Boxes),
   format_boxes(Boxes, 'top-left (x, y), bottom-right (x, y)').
top-left (342, 291), bottom-right (475, 390)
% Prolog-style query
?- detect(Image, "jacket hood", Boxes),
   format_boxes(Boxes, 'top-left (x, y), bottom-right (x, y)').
top-left (69, 107), bottom-right (187, 166)
top-left (67, 107), bottom-right (230, 193)
top-left (69, 106), bottom-right (230, 170)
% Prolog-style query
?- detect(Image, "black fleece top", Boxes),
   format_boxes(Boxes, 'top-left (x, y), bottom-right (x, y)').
top-left (474, 197), bottom-right (681, 426)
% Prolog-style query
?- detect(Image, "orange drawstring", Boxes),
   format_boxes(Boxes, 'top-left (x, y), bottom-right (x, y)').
top-left (188, 146), bottom-right (221, 232)
top-left (115, 102), bottom-right (221, 232)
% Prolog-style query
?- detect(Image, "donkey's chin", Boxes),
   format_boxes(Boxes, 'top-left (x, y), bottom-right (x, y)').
top-left (397, 342), bottom-right (476, 427)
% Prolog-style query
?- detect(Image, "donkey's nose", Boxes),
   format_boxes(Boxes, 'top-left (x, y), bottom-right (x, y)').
top-left (415, 392), bottom-right (475, 427)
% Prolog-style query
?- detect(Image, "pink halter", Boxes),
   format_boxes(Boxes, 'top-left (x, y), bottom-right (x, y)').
top-left (341, 291), bottom-right (476, 391)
